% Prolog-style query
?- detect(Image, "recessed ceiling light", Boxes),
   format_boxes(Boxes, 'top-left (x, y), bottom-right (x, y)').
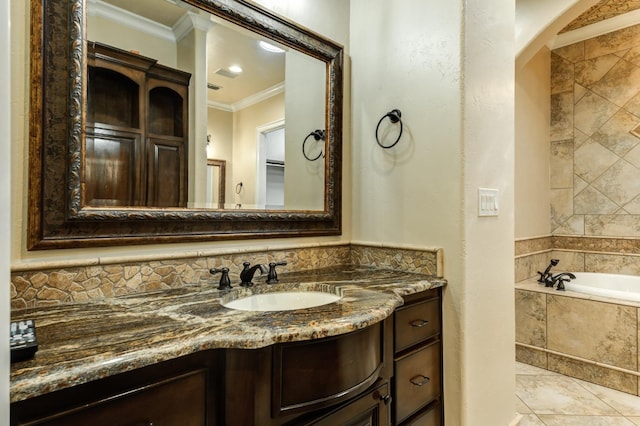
top-left (228, 65), bottom-right (243, 74)
top-left (259, 40), bottom-right (285, 53)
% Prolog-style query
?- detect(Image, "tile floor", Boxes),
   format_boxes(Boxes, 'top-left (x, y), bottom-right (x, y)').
top-left (516, 362), bottom-right (640, 425)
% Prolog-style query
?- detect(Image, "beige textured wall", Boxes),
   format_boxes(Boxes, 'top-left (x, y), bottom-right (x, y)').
top-left (551, 24), bottom-right (640, 237)
top-left (515, 47), bottom-right (552, 239)
top-left (350, 0), bottom-right (515, 424)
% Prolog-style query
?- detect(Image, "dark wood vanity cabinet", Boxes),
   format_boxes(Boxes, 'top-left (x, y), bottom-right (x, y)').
top-left (392, 288), bottom-right (443, 425)
top-left (86, 42), bottom-right (190, 208)
top-left (11, 289), bottom-right (443, 426)
top-left (10, 352), bottom-right (220, 426)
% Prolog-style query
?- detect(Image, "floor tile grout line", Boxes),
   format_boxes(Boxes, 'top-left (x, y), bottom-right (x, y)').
top-left (566, 374), bottom-right (632, 417)
top-left (515, 393), bottom-right (538, 418)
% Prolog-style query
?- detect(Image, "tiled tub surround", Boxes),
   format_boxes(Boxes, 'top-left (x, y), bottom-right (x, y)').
top-left (11, 242), bottom-right (442, 308)
top-left (515, 280), bottom-right (640, 396)
top-left (551, 23), bottom-right (640, 238)
top-left (10, 265), bottom-right (446, 403)
top-left (515, 236), bottom-right (640, 396)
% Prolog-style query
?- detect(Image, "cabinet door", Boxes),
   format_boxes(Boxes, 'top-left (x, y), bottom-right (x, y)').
top-left (306, 381), bottom-right (391, 426)
top-left (85, 126), bottom-right (144, 207)
top-left (146, 137), bottom-right (187, 207)
top-left (17, 370), bottom-right (207, 426)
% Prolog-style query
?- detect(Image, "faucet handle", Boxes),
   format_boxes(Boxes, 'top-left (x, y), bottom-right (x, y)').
top-left (210, 267), bottom-right (231, 290)
top-left (266, 261), bottom-right (287, 284)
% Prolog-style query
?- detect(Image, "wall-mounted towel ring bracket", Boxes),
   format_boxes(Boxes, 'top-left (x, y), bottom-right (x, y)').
top-left (302, 129), bottom-right (325, 161)
top-left (375, 109), bottom-right (403, 149)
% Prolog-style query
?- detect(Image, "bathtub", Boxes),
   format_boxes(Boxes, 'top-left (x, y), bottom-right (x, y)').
top-left (564, 272), bottom-right (640, 303)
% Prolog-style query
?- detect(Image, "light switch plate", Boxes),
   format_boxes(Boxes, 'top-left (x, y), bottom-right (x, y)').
top-left (478, 188), bottom-right (499, 217)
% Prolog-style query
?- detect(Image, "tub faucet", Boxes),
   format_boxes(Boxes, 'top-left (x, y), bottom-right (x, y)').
top-left (240, 262), bottom-right (268, 287)
top-left (537, 259), bottom-right (559, 286)
top-left (551, 272), bottom-right (576, 291)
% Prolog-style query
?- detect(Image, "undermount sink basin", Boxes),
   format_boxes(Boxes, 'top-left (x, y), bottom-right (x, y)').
top-left (222, 290), bottom-right (342, 311)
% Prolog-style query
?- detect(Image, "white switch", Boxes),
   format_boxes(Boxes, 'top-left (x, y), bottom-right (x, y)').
top-left (478, 188), bottom-right (499, 217)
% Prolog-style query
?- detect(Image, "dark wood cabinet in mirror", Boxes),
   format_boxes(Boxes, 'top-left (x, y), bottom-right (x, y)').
top-left (28, 0), bottom-right (343, 249)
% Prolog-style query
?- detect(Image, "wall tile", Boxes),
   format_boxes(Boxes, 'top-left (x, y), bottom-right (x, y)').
top-left (585, 214), bottom-right (640, 237)
top-left (516, 252), bottom-right (552, 282)
top-left (554, 42), bottom-right (585, 63)
top-left (591, 109), bottom-right (640, 156)
top-left (551, 53), bottom-right (574, 94)
top-left (574, 54), bottom-right (620, 88)
top-left (516, 290), bottom-right (547, 347)
top-left (624, 194), bottom-right (640, 214)
top-left (590, 59), bottom-right (640, 107)
top-left (550, 140), bottom-right (574, 188)
top-left (547, 294), bottom-right (637, 370)
top-left (574, 91), bottom-right (619, 136)
top-left (585, 25), bottom-right (640, 60)
top-left (574, 140), bottom-right (621, 183)
top-left (593, 160), bottom-right (640, 206)
top-left (551, 189), bottom-right (574, 230)
top-left (548, 353), bottom-right (638, 395)
top-left (515, 237), bottom-right (552, 256)
top-left (624, 143), bottom-right (640, 169)
top-left (585, 253), bottom-right (640, 275)
top-left (552, 215), bottom-right (584, 235)
top-left (551, 92), bottom-right (575, 141)
top-left (574, 186), bottom-right (618, 214)
top-left (550, 250), bottom-right (585, 272)
top-left (624, 91), bottom-right (640, 117)
top-left (516, 345), bottom-right (548, 369)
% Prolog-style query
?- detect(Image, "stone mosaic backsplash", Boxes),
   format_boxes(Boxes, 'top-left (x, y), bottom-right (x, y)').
top-left (11, 243), bottom-right (441, 309)
top-left (551, 23), bottom-right (640, 238)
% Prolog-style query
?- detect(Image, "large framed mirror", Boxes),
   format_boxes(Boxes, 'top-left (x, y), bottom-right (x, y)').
top-left (28, 0), bottom-right (343, 249)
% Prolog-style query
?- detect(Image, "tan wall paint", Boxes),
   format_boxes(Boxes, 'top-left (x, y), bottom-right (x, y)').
top-left (515, 47), bottom-right (552, 239)
top-left (87, 14), bottom-right (177, 67)
top-left (232, 94), bottom-right (284, 207)
top-left (350, 0), bottom-right (515, 424)
top-left (207, 107), bottom-right (234, 203)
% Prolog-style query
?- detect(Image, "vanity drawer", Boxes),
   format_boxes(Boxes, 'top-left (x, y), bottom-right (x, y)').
top-left (394, 340), bottom-right (441, 424)
top-left (395, 297), bottom-right (440, 352)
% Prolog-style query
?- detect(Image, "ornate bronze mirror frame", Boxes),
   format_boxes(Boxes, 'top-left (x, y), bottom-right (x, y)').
top-left (28, 0), bottom-right (343, 249)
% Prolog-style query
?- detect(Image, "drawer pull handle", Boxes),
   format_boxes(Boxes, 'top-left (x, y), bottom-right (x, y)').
top-left (410, 319), bottom-right (430, 328)
top-left (410, 374), bottom-right (431, 387)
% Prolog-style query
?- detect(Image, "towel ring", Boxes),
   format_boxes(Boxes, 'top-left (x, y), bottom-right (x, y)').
top-left (302, 129), bottom-right (325, 161)
top-left (375, 109), bottom-right (403, 149)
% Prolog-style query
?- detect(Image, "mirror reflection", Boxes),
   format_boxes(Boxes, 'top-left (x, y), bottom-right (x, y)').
top-left (86, 0), bottom-right (326, 211)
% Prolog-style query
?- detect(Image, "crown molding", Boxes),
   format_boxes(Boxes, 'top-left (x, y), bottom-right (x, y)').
top-left (232, 82), bottom-right (285, 111)
top-left (88, 0), bottom-right (175, 42)
top-left (207, 82), bottom-right (285, 112)
top-left (173, 11), bottom-right (214, 42)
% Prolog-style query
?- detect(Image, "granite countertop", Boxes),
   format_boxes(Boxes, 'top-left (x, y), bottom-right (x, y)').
top-left (10, 265), bottom-right (446, 403)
